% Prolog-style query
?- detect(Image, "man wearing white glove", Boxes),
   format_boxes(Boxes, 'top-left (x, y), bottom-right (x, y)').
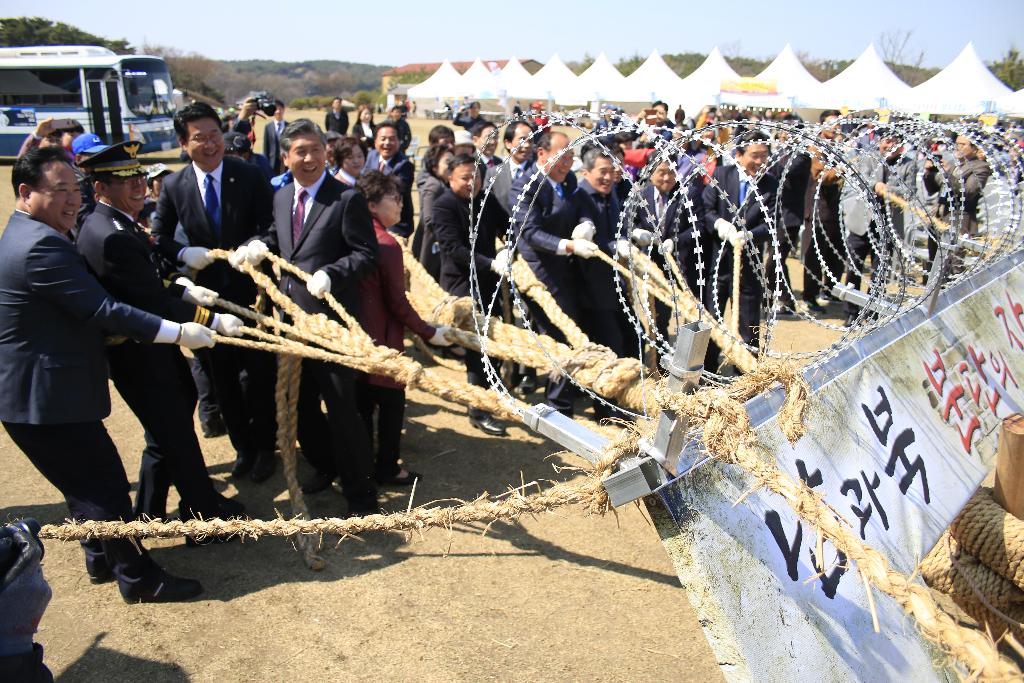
top-left (150, 102), bottom-right (278, 483)
top-left (211, 313), bottom-right (245, 337)
top-left (489, 247), bottom-right (511, 275)
top-left (262, 118), bottom-right (381, 512)
top-left (508, 131), bottom-right (583, 417)
top-left (573, 147), bottom-right (632, 386)
top-left (76, 143), bottom-right (245, 529)
top-left (700, 130), bottom-right (778, 371)
top-left (1, 146), bottom-right (235, 601)
top-left (630, 228), bottom-right (654, 248)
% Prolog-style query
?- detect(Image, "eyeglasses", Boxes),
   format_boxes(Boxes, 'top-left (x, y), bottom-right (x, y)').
top-left (188, 131), bottom-right (223, 146)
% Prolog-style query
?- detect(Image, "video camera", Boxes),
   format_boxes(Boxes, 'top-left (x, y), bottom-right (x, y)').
top-left (241, 91), bottom-right (277, 117)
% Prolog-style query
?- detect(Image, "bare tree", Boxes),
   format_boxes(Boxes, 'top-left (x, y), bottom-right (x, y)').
top-left (878, 30), bottom-right (928, 84)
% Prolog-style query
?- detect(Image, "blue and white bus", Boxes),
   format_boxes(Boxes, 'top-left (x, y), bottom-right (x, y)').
top-left (0, 45), bottom-right (179, 156)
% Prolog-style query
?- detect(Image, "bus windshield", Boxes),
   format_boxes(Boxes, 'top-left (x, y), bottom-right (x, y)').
top-left (121, 58), bottom-right (174, 118)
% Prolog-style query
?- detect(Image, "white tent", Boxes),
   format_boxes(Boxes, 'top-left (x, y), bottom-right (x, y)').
top-left (674, 46), bottom-right (740, 116)
top-left (407, 59), bottom-right (467, 101)
top-left (494, 56), bottom-right (541, 100)
top-left (459, 58), bottom-right (500, 100)
top-left (998, 88), bottom-right (1024, 117)
top-left (572, 51), bottom-right (628, 104)
top-left (531, 53), bottom-right (583, 105)
top-left (754, 44), bottom-right (823, 108)
top-left (804, 43), bottom-right (909, 111)
top-left (621, 49), bottom-right (686, 103)
top-left (894, 43), bottom-right (1010, 115)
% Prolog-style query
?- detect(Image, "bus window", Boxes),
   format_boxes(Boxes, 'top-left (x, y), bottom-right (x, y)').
top-left (121, 58), bottom-right (175, 119)
top-left (0, 68), bottom-right (81, 106)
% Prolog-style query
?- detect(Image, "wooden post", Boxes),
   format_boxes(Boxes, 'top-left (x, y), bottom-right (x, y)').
top-left (992, 414), bottom-right (1024, 519)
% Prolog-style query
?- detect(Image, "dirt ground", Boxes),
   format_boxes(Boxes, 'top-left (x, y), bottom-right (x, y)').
top-left (0, 113), bottom-right (846, 681)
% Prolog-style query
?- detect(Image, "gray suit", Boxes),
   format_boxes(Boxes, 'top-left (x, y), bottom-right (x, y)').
top-left (0, 210), bottom-right (165, 592)
top-left (0, 211), bottom-right (161, 424)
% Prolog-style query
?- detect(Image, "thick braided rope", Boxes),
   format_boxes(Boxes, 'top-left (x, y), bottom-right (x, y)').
top-left (650, 366), bottom-right (1019, 680)
top-left (950, 488), bottom-right (1024, 591)
top-left (509, 258), bottom-right (590, 348)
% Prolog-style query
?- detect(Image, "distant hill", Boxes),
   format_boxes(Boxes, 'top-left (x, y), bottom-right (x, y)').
top-left (208, 59), bottom-right (390, 105)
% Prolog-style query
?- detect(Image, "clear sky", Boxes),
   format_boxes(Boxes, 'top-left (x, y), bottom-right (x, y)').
top-left (3, 0), bottom-right (1022, 68)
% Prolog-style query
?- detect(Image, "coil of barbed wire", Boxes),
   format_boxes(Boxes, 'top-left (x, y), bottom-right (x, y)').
top-left (457, 110), bottom-right (1023, 419)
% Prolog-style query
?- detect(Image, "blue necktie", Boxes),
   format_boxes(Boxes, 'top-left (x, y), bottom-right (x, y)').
top-left (204, 175), bottom-right (221, 237)
top-left (553, 182), bottom-right (564, 200)
top-left (738, 179), bottom-right (749, 206)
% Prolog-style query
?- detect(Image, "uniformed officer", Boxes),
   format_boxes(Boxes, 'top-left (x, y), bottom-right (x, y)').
top-left (77, 141), bottom-right (246, 525)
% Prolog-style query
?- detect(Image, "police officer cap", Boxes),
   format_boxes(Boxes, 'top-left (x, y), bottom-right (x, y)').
top-left (78, 140), bottom-right (145, 177)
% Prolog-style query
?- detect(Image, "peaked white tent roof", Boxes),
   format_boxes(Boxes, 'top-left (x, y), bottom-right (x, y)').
top-left (894, 43), bottom-right (1010, 114)
top-left (531, 53), bottom-right (582, 104)
top-left (621, 49), bottom-right (686, 103)
top-left (804, 43), bottom-right (909, 110)
top-left (757, 44), bottom-right (823, 107)
top-left (406, 59), bottom-right (466, 100)
top-left (494, 56), bottom-right (541, 99)
top-left (674, 47), bottom-right (740, 116)
top-left (572, 52), bottom-right (628, 103)
top-left (998, 88), bottom-right (1024, 117)
top-left (459, 58), bottom-right (499, 100)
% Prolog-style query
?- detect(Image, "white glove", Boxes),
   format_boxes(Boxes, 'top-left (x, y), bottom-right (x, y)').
top-left (571, 220), bottom-right (596, 241)
top-left (730, 229), bottom-right (751, 247)
top-left (714, 218), bottom-right (737, 242)
top-left (571, 239), bottom-right (599, 259)
top-left (490, 248), bottom-right (511, 274)
top-left (615, 239), bottom-right (632, 259)
top-left (227, 244), bottom-right (250, 270)
top-left (307, 270), bottom-right (332, 299)
top-left (180, 246), bottom-right (214, 271)
top-left (659, 238), bottom-right (674, 256)
top-left (428, 325), bottom-right (453, 347)
top-left (177, 322), bottom-right (215, 349)
top-left (212, 313), bottom-right (244, 337)
top-left (179, 279), bottom-right (220, 306)
top-left (244, 239), bottom-right (269, 266)
top-left (631, 228), bottom-right (654, 248)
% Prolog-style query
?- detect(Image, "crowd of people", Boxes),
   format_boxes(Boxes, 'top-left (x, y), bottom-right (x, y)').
top-left (1, 96), bottom-right (1017, 629)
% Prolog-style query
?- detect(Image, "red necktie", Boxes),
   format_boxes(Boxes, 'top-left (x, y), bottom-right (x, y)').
top-left (292, 188), bottom-right (307, 244)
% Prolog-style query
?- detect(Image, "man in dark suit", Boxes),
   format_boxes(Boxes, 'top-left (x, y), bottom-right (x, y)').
top-left (765, 121), bottom-right (811, 313)
top-left (1, 147), bottom-right (215, 602)
top-left (701, 130), bottom-right (779, 371)
top-left (76, 141), bottom-right (246, 524)
top-left (151, 102), bottom-right (279, 482)
top-left (233, 119), bottom-right (381, 516)
top-left (508, 131), bottom-right (593, 416)
top-left (363, 122), bottom-right (414, 237)
top-left (431, 153), bottom-right (508, 436)
top-left (324, 97), bottom-right (349, 135)
top-left (634, 156), bottom-right (706, 339)
top-left (263, 100), bottom-right (288, 176)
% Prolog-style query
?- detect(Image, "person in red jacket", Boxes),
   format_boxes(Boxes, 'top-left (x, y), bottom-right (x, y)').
top-left (354, 171), bottom-right (452, 485)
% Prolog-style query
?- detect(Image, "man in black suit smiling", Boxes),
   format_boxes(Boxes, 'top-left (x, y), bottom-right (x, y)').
top-left (151, 102), bottom-right (279, 482)
top-left (233, 119), bottom-right (381, 516)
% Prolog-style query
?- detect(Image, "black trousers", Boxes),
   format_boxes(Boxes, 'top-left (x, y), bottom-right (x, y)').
top-left (464, 349), bottom-right (493, 421)
top-left (195, 344), bottom-right (276, 459)
top-left (296, 360), bottom-right (377, 507)
top-left (523, 294), bottom-right (578, 415)
top-left (704, 243), bottom-right (764, 372)
top-left (355, 381), bottom-right (406, 479)
top-left (3, 421), bottom-right (159, 593)
top-left (578, 306), bottom-right (635, 419)
top-left (107, 342), bottom-right (221, 520)
top-left (188, 354), bottom-right (220, 424)
top-left (802, 216), bottom-right (844, 303)
top-left (765, 222), bottom-right (802, 305)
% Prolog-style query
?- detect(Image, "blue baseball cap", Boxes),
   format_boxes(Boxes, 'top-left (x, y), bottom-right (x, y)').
top-left (72, 133), bottom-right (106, 156)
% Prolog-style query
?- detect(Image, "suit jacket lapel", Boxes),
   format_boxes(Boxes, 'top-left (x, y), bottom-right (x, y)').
top-left (219, 163), bottom-right (238, 243)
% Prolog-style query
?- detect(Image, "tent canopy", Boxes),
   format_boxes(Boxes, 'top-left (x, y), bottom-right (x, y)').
top-left (530, 53), bottom-right (582, 104)
top-left (674, 46), bottom-right (739, 116)
top-left (406, 59), bottom-right (466, 100)
top-left (494, 56), bottom-right (541, 100)
top-left (622, 49), bottom-right (686, 103)
top-left (804, 43), bottom-right (909, 110)
top-left (573, 51), bottom-right (627, 103)
top-left (894, 43), bottom-right (1010, 115)
top-left (459, 58), bottom-right (499, 100)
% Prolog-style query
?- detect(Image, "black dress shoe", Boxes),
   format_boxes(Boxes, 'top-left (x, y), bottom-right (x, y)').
top-left (249, 451), bottom-right (276, 483)
top-left (469, 414), bottom-right (508, 436)
top-left (230, 454), bottom-right (255, 478)
top-left (805, 301), bottom-right (827, 315)
top-left (88, 566), bottom-right (114, 585)
top-left (121, 571), bottom-right (203, 603)
top-left (217, 496), bottom-right (246, 518)
top-left (301, 471), bottom-right (334, 494)
top-left (200, 415), bottom-right (227, 438)
top-left (376, 470), bottom-right (421, 486)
